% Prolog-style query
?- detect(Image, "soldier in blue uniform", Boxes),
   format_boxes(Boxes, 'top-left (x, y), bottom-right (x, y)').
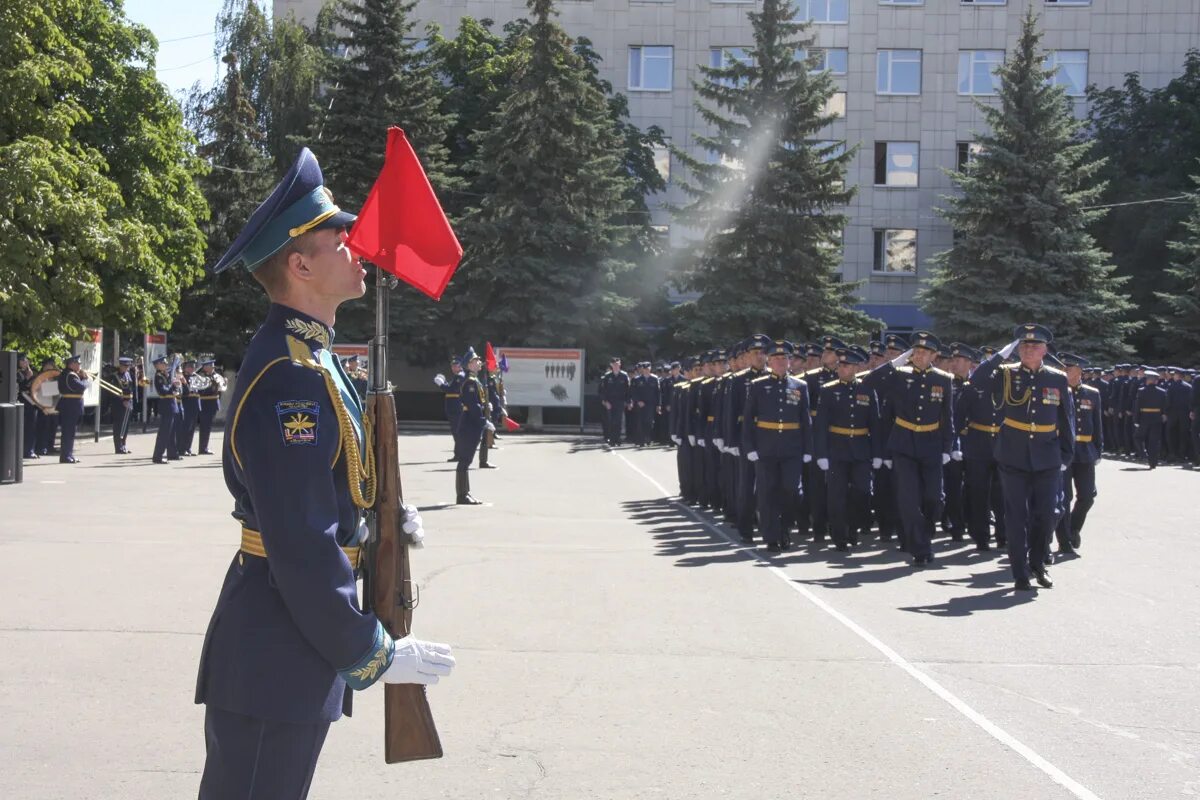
top-left (723, 335), bottom-right (769, 541)
top-left (632, 360), bottom-right (660, 447)
top-left (195, 147), bottom-right (454, 798)
top-left (743, 341), bottom-right (811, 553)
top-left (1135, 370), bottom-right (1167, 469)
top-left (1165, 367), bottom-right (1192, 463)
top-left (196, 360), bottom-right (223, 455)
top-left (599, 357), bottom-right (631, 446)
top-left (698, 349), bottom-right (727, 511)
top-left (813, 347), bottom-right (881, 552)
top-left (799, 338), bottom-right (841, 542)
top-left (455, 347), bottom-right (492, 503)
top-left (151, 356), bottom-right (181, 464)
top-left (970, 324), bottom-right (1074, 590)
top-left (433, 356), bottom-right (465, 461)
top-left (712, 347), bottom-right (737, 522)
top-left (955, 345), bottom-right (1006, 550)
top-left (1055, 353), bottom-right (1101, 555)
top-left (16, 354), bottom-right (39, 459)
top-left (942, 343), bottom-right (974, 541)
top-left (55, 354), bottom-right (90, 464)
top-left (112, 356), bottom-right (136, 454)
top-left (670, 358), bottom-right (699, 502)
top-left (861, 331), bottom-right (955, 567)
top-left (176, 360), bottom-right (201, 456)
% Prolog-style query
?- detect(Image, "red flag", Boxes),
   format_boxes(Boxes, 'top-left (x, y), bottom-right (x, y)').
top-left (503, 416), bottom-right (521, 432)
top-left (346, 127), bottom-right (463, 300)
top-left (485, 342), bottom-right (498, 373)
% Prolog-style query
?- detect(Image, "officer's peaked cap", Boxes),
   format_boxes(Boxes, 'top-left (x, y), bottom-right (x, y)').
top-left (1058, 352), bottom-right (1089, 368)
top-left (1013, 323), bottom-right (1053, 345)
top-left (910, 330), bottom-right (942, 352)
top-left (767, 340), bottom-right (794, 357)
top-left (835, 347), bottom-right (866, 365)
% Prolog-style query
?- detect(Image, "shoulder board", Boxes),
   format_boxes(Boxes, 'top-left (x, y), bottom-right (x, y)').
top-left (803, 367), bottom-right (823, 377)
top-left (932, 367), bottom-right (954, 379)
top-left (1043, 365), bottom-right (1066, 377)
top-left (750, 374), bottom-right (773, 384)
top-left (286, 335), bottom-right (321, 371)
top-left (1081, 384), bottom-right (1100, 395)
top-left (676, 379), bottom-right (692, 388)
top-left (1000, 362), bottom-right (1018, 372)
top-left (897, 366), bottom-right (913, 374)
top-left (700, 377), bottom-right (714, 384)
top-left (734, 367), bottom-right (751, 377)
top-left (822, 378), bottom-right (840, 389)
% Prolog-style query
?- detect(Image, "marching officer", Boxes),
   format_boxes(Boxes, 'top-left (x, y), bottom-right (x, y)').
top-left (955, 345), bottom-right (1006, 550)
top-left (112, 356), bottom-right (136, 454)
top-left (1165, 367), bottom-right (1192, 463)
top-left (195, 146), bottom-right (453, 797)
top-left (176, 360), bottom-right (201, 456)
top-left (455, 347), bottom-right (491, 503)
top-left (16, 354), bottom-right (39, 459)
top-left (798, 338), bottom-right (840, 541)
top-left (599, 357), bottom-right (631, 446)
top-left (1135, 370), bottom-right (1167, 469)
top-left (670, 357), bottom-right (700, 502)
top-left (813, 347), bottom-right (881, 552)
top-left (724, 335), bottom-right (769, 541)
top-left (861, 331), bottom-right (955, 567)
top-left (433, 356), bottom-right (465, 459)
top-left (1055, 353), bottom-right (1101, 555)
top-left (970, 324), bottom-right (1074, 591)
top-left (55, 354), bottom-right (90, 464)
top-left (942, 343), bottom-right (974, 541)
top-left (632, 361), bottom-right (660, 447)
top-left (151, 356), bottom-right (181, 464)
top-left (197, 360), bottom-right (223, 455)
top-left (698, 349), bottom-right (727, 511)
top-left (743, 340), bottom-right (811, 553)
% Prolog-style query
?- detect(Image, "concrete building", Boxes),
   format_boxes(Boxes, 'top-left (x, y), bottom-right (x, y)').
top-left (275, 0), bottom-right (1200, 332)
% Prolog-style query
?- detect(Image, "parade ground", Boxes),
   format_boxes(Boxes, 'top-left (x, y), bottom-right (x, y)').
top-left (1, 430), bottom-right (1196, 800)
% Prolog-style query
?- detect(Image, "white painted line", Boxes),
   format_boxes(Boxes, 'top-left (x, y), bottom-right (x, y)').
top-left (616, 451), bottom-right (1103, 800)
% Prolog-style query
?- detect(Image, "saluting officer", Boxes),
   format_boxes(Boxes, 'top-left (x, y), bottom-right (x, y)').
top-left (151, 356), bottom-right (181, 464)
top-left (861, 331), bottom-right (955, 567)
top-left (433, 356), bottom-right (465, 460)
top-left (599, 357), bottom-right (631, 446)
top-left (195, 147), bottom-right (453, 798)
top-left (112, 356), bottom-right (136, 454)
top-left (743, 340), bottom-right (811, 553)
top-left (196, 360), bottom-right (223, 455)
top-left (970, 324), bottom-right (1074, 591)
top-left (955, 345), bottom-right (1006, 550)
top-left (55, 354), bottom-right (90, 464)
top-left (1135, 370), bottom-right (1168, 469)
top-left (813, 347), bottom-right (881, 552)
top-left (1055, 353), bottom-right (1101, 555)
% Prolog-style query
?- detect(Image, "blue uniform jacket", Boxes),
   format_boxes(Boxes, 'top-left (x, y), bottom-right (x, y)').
top-left (56, 370), bottom-right (87, 413)
top-left (955, 379), bottom-right (1003, 461)
top-left (198, 372), bottom-right (222, 411)
top-left (154, 371), bottom-right (179, 411)
top-left (458, 373), bottom-right (487, 444)
top-left (1167, 380), bottom-right (1192, 417)
top-left (860, 363), bottom-right (955, 459)
top-left (970, 353), bottom-right (1075, 471)
top-left (632, 373), bottom-right (660, 408)
top-left (813, 378), bottom-right (882, 461)
top-left (1135, 384), bottom-right (1168, 422)
top-left (1070, 383), bottom-right (1103, 464)
top-left (442, 371), bottom-right (465, 428)
top-left (196, 305), bottom-right (394, 724)
top-left (722, 367), bottom-right (761, 448)
top-left (599, 370), bottom-right (630, 406)
top-left (742, 372), bottom-right (811, 459)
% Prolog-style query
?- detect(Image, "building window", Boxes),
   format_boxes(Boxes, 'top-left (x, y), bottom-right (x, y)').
top-left (1044, 50), bottom-right (1088, 96)
top-left (956, 141), bottom-right (984, 171)
top-left (710, 46), bottom-right (753, 69)
top-left (877, 50), bottom-right (921, 95)
top-left (880, 0), bottom-right (923, 5)
top-left (801, 47), bottom-right (849, 75)
top-left (1045, 0), bottom-right (1090, 6)
top-left (961, 0), bottom-right (1005, 4)
top-left (873, 229), bottom-right (917, 274)
top-left (629, 46), bottom-right (673, 92)
top-left (958, 50), bottom-right (1003, 95)
top-left (821, 91), bottom-right (847, 118)
top-left (652, 143), bottom-right (671, 183)
top-left (874, 142), bottom-right (919, 187)
top-left (804, 0), bottom-right (849, 24)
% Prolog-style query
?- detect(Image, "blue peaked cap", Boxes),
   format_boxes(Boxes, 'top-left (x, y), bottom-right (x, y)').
top-left (209, 147), bottom-right (358, 274)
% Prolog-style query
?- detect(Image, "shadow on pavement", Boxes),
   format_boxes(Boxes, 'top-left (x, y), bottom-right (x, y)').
top-left (898, 586), bottom-right (1037, 617)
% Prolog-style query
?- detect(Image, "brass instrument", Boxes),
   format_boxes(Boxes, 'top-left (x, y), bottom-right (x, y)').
top-left (188, 373), bottom-right (212, 392)
top-left (29, 369), bottom-right (62, 414)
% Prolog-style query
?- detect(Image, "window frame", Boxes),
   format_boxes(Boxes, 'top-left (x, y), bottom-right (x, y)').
top-left (876, 49), bottom-right (922, 96)
top-left (957, 49), bottom-right (1004, 96)
top-left (804, 0), bottom-right (850, 25)
top-left (1044, 49), bottom-right (1088, 97)
top-left (802, 47), bottom-right (849, 76)
top-left (873, 141), bottom-right (920, 187)
top-left (628, 45), bottom-right (674, 92)
top-left (872, 228), bottom-right (918, 275)
top-left (956, 141), bottom-right (984, 172)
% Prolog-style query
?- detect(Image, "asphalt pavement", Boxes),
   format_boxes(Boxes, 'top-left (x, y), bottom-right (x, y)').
top-left (0, 430), bottom-right (1195, 799)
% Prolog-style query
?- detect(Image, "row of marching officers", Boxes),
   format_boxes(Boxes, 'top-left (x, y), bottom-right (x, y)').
top-left (666, 324), bottom-right (1101, 593)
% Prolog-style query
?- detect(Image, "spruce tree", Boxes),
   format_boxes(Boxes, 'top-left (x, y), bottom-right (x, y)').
top-left (670, 0), bottom-right (872, 347)
top-left (920, 9), bottom-right (1134, 359)
top-left (1159, 175), bottom-right (1200, 356)
top-left (172, 54), bottom-right (276, 363)
top-left (454, 0), bottom-right (639, 352)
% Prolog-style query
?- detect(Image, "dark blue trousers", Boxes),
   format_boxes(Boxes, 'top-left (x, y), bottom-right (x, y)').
top-left (153, 399), bottom-right (180, 461)
top-left (1055, 462), bottom-right (1096, 550)
top-left (178, 399), bottom-right (200, 453)
top-left (755, 455), bottom-right (802, 546)
top-left (964, 459), bottom-right (1005, 547)
top-left (871, 462), bottom-right (898, 539)
top-left (604, 405), bottom-right (624, 445)
top-left (736, 455), bottom-right (757, 536)
top-left (999, 465), bottom-right (1057, 582)
top-left (198, 706), bottom-right (329, 800)
top-left (57, 401), bottom-right (82, 461)
top-left (892, 453), bottom-right (944, 559)
top-left (826, 459), bottom-right (872, 547)
top-left (677, 439), bottom-right (694, 501)
top-left (198, 405), bottom-right (217, 453)
top-left (22, 401), bottom-right (38, 457)
top-left (36, 410), bottom-right (57, 454)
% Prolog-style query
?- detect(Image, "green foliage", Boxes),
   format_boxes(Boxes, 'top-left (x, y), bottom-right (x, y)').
top-left (1160, 175), bottom-right (1200, 354)
top-left (453, 0), bottom-right (640, 355)
top-left (920, 9), bottom-right (1134, 360)
top-left (1087, 51), bottom-right (1200, 359)
top-left (0, 0), bottom-right (208, 357)
top-left (669, 0), bottom-right (874, 349)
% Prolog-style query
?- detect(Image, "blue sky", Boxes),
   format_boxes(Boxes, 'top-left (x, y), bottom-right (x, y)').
top-left (123, 0), bottom-right (251, 99)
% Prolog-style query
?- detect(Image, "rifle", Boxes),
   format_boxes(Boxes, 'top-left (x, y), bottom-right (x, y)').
top-left (366, 266), bottom-right (442, 763)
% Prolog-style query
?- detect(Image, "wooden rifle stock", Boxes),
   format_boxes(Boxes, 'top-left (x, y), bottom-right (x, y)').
top-left (367, 389), bottom-right (443, 763)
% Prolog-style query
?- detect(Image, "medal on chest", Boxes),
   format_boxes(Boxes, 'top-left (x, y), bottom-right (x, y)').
top-left (1042, 387), bottom-right (1060, 406)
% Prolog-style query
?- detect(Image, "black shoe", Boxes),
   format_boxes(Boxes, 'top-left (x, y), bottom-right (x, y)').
top-left (182, 451), bottom-right (195, 457)
top-left (480, 463), bottom-right (498, 469)
top-left (24, 453), bottom-right (38, 459)
top-left (169, 456), bottom-right (182, 461)
top-left (996, 537), bottom-right (1007, 548)
top-left (456, 494), bottom-right (483, 505)
top-left (446, 456), bottom-right (458, 462)
top-left (1015, 578), bottom-right (1034, 591)
top-left (1070, 532), bottom-right (1081, 549)
top-left (835, 543), bottom-right (850, 553)
top-left (153, 458), bottom-right (166, 464)
top-left (199, 449), bottom-right (213, 455)
top-left (1034, 570), bottom-right (1054, 589)
top-left (1057, 547), bottom-right (1077, 558)
top-left (975, 542), bottom-right (991, 551)
top-left (765, 542), bottom-right (782, 553)
top-left (59, 456), bottom-right (78, 464)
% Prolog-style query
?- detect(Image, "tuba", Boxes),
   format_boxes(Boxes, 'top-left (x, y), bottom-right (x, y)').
top-left (188, 373), bottom-right (212, 392)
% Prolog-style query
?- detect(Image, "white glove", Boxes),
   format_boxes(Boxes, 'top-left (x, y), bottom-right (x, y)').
top-left (872, 457), bottom-right (882, 469)
top-left (485, 420), bottom-right (495, 432)
top-left (729, 447), bottom-right (740, 457)
top-left (817, 458), bottom-right (830, 471)
top-left (891, 348), bottom-right (913, 368)
top-left (942, 453), bottom-right (951, 466)
top-left (714, 438), bottom-right (724, 449)
top-left (999, 339), bottom-right (1020, 359)
top-left (747, 451), bottom-right (759, 462)
top-left (951, 450), bottom-right (963, 461)
top-left (382, 636), bottom-right (456, 685)
top-left (803, 453), bottom-right (812, 463)
top-left (688, 435), bottom-right (696, 446)
top-left (883, 459), bottom-right (893, 469)
top-left (433, 373), bottom-right (447, 387)
top-left (671, 435), bottom-right (681, 445)
top-left (401, 503), bottom-right (425, 548)
top-left (697, 439), bottom-right (705, 447)
top-left (1060, 464), bottom-right (1068, 472)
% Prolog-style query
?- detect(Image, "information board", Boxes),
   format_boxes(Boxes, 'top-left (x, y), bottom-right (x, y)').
top-left (495, 347), bottom-right (585, 407)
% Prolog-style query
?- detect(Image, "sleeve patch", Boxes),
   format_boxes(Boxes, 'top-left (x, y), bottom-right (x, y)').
top-left (276, 400), bottom-right (320, 446)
